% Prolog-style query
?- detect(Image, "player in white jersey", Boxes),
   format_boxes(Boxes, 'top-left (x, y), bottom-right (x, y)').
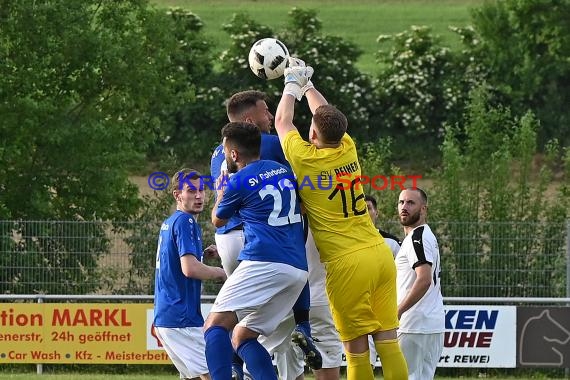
top-left (365, 194), bottom-right (401, 367)
top-left (365, 195), bottom-right (401, 257)
top-left (396, 188), bottom-right (445, 380)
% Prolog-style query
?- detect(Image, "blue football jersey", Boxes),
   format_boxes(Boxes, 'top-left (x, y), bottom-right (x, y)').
top-left (216, 160), bottom-right (307, 271)
top-left (153, 210), bottom-right (204, 328)
top-left (210, 133), bottom-right (290, 234)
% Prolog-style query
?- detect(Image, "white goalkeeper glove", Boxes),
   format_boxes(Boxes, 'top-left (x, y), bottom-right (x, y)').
top-left (288, 57), bottom-right (306, 68)
top-left (301, 79), bottom-right (314, 97)
top-left (284, 57), bottom-right (315, 99)
top-left (283, 65), bottom-right (314, 101)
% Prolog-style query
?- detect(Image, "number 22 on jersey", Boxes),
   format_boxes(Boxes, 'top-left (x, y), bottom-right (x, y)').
top-left (259, 178), bottom-right (301, 226)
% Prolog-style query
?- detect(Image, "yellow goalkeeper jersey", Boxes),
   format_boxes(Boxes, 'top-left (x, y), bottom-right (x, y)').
top-left (282, 130), bottom-right (383, 262)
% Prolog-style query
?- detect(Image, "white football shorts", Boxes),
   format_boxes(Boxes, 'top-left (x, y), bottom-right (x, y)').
top-left (398, 332), bottom-right (444, 380)
top-left (258, 311), bottom-right (304, 380)
top-left (153, 326), bottom-right (209, 379)
top-left (211, 260), bottom-right (308, 337)
top-left (214, 230), bottom-right (244, 276)
top-left (310, 304), bottom-right (343, 368)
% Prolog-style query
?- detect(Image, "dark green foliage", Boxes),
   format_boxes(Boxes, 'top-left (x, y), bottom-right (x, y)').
top-left (149, 8), bottom-right (227, 162)
top-left (0, 0), bottom-right (181, 220)
top-left (467, 0), bottom-right (570, 147)
top-left (280, 8), bottom-right (377, 141)
top-left (0, 1), bottom-right (567, 303)
top-left (373, 26), bottom-right (480, 166)
top-left (375, 27), bottom-right (461, 138)
top-left (121, 191), bottom-right (173, 295)
top-left (217, 8), bottom-right (377, 141)
top-left (431, 86), bottom-right (569, 298)
top-left (0, 0), bottom-right (193, 293)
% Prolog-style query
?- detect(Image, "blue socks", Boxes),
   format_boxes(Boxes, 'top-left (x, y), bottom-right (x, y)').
top-left (236, 338), bottom-right (277, 380)
top-left (204, 326), bottom-right (233, 379)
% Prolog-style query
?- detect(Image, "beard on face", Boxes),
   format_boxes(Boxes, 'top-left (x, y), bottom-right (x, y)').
top-left (400, 210), bottom-right (421, 226)
top-left (226, 158), bottom-right (238, 174)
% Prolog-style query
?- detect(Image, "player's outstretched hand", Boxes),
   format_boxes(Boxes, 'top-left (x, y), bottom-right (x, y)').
top-left (289, 57), bottom-right (315, 98)
top-left (215, 170), bottom-right (229, 200)
top-left (288, 56), bottom-right (306, 68)
top-left (284, 65), bottom-right (314, 101)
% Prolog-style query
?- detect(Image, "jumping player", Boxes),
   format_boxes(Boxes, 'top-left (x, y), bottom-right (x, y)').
top-left (204, 121), bottom-right (308, 380)
top-left (274, 58), bottom-right (408, 380)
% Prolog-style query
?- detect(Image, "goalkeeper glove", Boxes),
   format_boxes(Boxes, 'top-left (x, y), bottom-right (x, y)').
top-left (301, 79), bottom-right (314, 97)
top-left (283, 65), bottom-right (314, 101)
top-left (288, 57), bottom-right (306, 68)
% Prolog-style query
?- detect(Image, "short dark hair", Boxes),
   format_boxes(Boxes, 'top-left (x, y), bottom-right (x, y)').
top-left (313, 104), bottom-right (347, 143)
top-left (221, 122), bottom-right (261, 159)
top-left (226, 90), bottom-right (268, 122)
top-left (406, 187), bottom-right (428, 204)
top-left (364, 194), bottom-right (377, 209)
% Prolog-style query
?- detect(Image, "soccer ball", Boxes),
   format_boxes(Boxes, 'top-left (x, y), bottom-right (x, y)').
top-left (248, 38), bottom-right (289, 80)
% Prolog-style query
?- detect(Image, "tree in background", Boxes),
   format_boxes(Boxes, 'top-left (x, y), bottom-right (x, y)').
top-left (1, 1), bottom-right (568, 298)
top-left (372, 25), bottom-right (483, 166)
top-left (280, 8), bottom-right (378, 142)
top-left (465, 0), bottom-right (570, 147)
top-left (149, 7), bottom-right (228, 162)
top-left (0, 0), bottom-right (192, 293)
top-left (218, 8), bottom-right (378, 142)
top-left (430, 86), bottom-right (569, 298)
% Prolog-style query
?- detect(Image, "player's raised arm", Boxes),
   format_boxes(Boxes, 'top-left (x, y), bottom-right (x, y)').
top-left (305, 86), bottom-right (328, 115)
top-left (274, 58), bottom-right (313, 141)
top-left (274, 88), bottom-right (297, 141)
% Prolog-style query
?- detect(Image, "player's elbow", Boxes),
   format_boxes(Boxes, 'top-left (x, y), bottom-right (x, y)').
top-left (212, 217), bottom-right (227, 228)
top-left (181, 267), bottom-right (195, 278)
top-left (181, 259), bottom-right (201, 279)
top-left (274, 119), bottom-right (284, 133)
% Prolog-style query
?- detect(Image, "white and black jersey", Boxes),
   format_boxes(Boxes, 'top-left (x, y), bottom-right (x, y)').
top-left (396, 224), bottom-right (444, 333)
top-left (378, 229), bottom-right (401, 257)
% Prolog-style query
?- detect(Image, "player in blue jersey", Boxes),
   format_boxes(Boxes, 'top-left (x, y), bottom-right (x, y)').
top-left (210, 90), bottom-right (287, 276)
top-left (204, 121), bottom-right (309, 380)
top-left (153, 168), bottom-right (227, 380)
top-left (210, 90), bottom-right (321, 378)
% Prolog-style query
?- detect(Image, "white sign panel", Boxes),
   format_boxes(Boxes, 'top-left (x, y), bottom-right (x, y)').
top-left (439, 305), bottom-right (516, 368)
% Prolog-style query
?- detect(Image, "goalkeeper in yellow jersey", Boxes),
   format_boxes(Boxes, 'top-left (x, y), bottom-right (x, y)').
top-left (274, 58), bottom-right (408, 380)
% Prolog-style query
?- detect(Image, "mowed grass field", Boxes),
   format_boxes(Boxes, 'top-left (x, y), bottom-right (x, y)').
top-left (0, 375), bottom-right (544, 380)
top-left (152, 0), bottom-right (483, 74)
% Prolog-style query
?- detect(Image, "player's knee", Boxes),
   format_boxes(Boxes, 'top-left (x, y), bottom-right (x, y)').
top-left (203, 311), bottom-right (237, 332)
top-left (231, 326), bottom-right (260, 349)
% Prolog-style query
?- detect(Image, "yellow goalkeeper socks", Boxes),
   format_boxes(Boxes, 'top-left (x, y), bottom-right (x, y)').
top-left (374, 339), bottom-right (408, 379)
top-left (345, 350), bottom-right (373, 380)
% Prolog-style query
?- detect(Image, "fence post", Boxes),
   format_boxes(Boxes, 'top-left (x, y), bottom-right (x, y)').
top-left (567, 219), bottom-right (570, 301)
top-left (37, 296), bottom-right (43, 375)
top-left (567, 219), bottom-right (570, 379)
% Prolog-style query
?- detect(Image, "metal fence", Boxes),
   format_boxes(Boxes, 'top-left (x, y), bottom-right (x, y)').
top-left (1, 220), bottom-right (568, 298)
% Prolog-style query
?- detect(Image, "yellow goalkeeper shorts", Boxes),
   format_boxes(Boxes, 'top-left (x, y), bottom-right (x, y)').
top-left (324, 243), bottom-right (399, 341)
